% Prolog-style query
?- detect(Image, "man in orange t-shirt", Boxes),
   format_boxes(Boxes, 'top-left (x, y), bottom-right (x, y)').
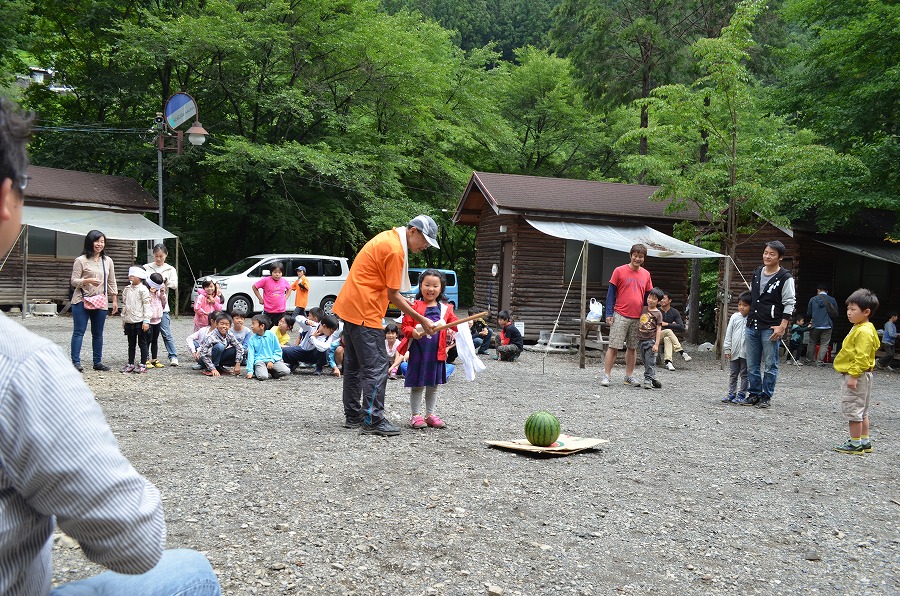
top-left (334, 215), bottom-right (439, 436)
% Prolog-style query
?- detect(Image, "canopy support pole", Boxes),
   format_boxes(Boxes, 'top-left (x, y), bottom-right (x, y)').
top-left (174, 236), bottom-right (180, 318)
top-left (21, 225), bottom-right (27, 320)
top-left (579, 239), bottom-right (588, 369)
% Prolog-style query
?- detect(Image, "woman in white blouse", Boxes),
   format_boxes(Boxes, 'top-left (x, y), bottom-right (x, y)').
top-left (70, 230), bottom-right (118, 372)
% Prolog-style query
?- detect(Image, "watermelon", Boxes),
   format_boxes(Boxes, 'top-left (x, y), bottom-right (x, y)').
top-left (524, 411), bottom-right (561, 447)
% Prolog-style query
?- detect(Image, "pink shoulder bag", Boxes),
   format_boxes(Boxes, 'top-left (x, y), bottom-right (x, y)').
top-left (82, 257), bottom-right (108, 310)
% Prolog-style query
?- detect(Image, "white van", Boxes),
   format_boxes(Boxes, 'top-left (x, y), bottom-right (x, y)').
top-left (191, 254), bottom-right (349, 316)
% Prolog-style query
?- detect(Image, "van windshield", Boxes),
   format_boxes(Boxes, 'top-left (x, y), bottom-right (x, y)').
top-left (218, 257), bottom-right (259, 276)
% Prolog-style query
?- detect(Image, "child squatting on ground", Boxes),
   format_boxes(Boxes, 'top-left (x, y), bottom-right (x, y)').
top-left (401, 269), bottom-right (458, 429)
top-left (831, 289), bottom-right (879, 455)
top-left (496, 310), bottom-right (523, 361)
top-left (637, 288), bottom-right (664, 389)
top-left (121, 266), bottom-right (152, 373)
top-left (245, 314), bottom-right (290, 381)
top-left (723, 291), bottom-right (751, 403)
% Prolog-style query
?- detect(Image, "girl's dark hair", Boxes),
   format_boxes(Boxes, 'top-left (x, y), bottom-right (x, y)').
top-left (208, 310), bottom-right (223, 325)
top-left (269, 261), bottom-right (285, 275)
top-left (384, 323), bottom-right (399, 335)
top-left (846, 288), bottom-right (879, 314)
top-left (149, 272), bottom-right (164, 285)
top-left (415, 269), bottom-right (447, 302)
top-left (280, 315), bottom-right (295, 329)
top-left (81, 230), bottom-right (107, 258)
top-left (201, 278), bottom-right (215, 289)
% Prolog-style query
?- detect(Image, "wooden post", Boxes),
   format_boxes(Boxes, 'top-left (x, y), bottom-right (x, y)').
top-left (174, 236), bottom-right (180, 318)
top-left (579, 239), bottom-right (588, 369)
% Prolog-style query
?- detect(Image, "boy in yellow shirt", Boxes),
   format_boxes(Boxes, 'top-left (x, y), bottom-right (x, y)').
top-left (831, 288), bottom-right (880, 455)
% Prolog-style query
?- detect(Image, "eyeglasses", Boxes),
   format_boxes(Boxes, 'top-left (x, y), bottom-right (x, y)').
top-left (16, 175), bottom-right (30, 193)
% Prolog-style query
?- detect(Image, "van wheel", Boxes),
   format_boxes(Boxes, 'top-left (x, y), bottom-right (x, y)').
top-left (320, 295), bottom-right (337, 315)
top-left (227, 294), bottom-right (253, 316)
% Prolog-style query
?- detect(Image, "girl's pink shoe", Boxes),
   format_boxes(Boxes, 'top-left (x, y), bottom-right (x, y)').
top-left (409, 415), bottom-right (427, 429)
top-left (424, 414), bottom-right (445, 428)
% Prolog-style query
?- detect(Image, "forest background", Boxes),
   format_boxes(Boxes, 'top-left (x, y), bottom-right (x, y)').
top-left (1, 0), bottom-right (897, 331)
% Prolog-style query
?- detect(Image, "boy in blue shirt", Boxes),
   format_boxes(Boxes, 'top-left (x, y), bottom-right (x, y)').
top-left (875, 310), bottom-right (897, 371)
top-left (246, 314), bottom-right (290, 380)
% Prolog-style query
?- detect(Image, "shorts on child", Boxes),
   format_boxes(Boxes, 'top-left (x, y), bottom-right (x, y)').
top-left (608, 312), bottom-right (640, 350)
top-left (840, 371), bottom-right (872, 422)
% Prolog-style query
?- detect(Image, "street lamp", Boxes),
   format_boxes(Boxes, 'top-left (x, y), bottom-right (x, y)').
top-left (156, 93), bottom-right (208, 231)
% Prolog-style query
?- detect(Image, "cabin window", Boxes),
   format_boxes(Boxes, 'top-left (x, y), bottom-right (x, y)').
top-left (565, 240), bottom-right (626, 283)
top-left (27, 228), bottom-right (83, 259)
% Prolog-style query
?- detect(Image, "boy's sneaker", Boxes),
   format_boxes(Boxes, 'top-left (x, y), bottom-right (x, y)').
top-left (731, 395), bottom-right (754, 406)
top-left (651, 378), bottom-right (662, 389)
top-left (861, 442), bottom-right (873, 453)
top-left (120, 364), bottom-right (135, 373)
top-left (643, 380), bottom-right (654, 390)
top-left (409, 415), bottom-right (427, 429)
top-left (136, 364), bottom-right (147, 374)
top-left (665, 361), bottom-right (676, 371)
top-left (832, 440), bottom-right (865, 455)
top-left (424, 414), bottom-right (446, 428)
top-left (191, 363), bottom-right (203, 370)
top-left (623, 376), bottom-right (642, 387)
top-left (600, 374), bottom-right (610, 387)
top-left (152, 359), bottom-right (165, 368)
top-left (170, 357), bottom-right (179, 367)
top-left (681, 351), bottom-right (692, 362)
top-left (722, 394), bottom-right (733, 403)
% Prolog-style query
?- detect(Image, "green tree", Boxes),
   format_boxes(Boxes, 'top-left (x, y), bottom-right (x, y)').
top-left (617, 0), bottom-right (867, 341)
top-left (773, 0), bottom-right (899, 231)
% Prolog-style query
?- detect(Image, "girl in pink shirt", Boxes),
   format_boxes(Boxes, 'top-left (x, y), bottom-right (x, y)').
top-left (193, 279), bottom-right (223, 331)
top-left (253, 261), bottom-right (291, 329)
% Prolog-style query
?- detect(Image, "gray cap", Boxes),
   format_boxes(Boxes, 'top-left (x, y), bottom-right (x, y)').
top-left (409, 215), bottom-right (440, 249)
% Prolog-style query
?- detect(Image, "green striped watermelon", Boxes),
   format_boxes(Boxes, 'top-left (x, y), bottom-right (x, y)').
top-left (524, 411), bottom-right (561, 447)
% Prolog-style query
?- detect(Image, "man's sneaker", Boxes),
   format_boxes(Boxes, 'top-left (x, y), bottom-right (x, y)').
top-left (665, 361), bottom-right (676, 371)
top-left (623, 376), bottom-right (642, 387)
top-left (360, 418), bottom-right (401, 436)
top-left (170, 357), bottom-right (179, 367)
top-left (756, 399), bottom-right (771, 409)
top-left (651, 378), bottom-right (662, 389)
top-left (73, 362), bottom-right (84, 373)
top-left (93, 363), bottom-right (111, 372)
top-left (681, 352), bottom-right (692, 362)
top-left (745, 394), bottom-right (760, 406)
top-left (343, 415), bottom-right (364, 429)
top-left (886, 366), bottom-right (894, 372)
top-left (120, 364), bottom-right (135, 373)
top-left (861, 442), bottom-right (873, 453)
top-left (409, 415), bottom-right (427, 429)
top-left (643, 380), bottom-right (654, 390)
top-left (600, 374), bottom-right (610, 387)
top-left (832, 440), bottom-right (865, 455)
top-left (136, 364), bottom-right (147, 374)
top-left (424, 414), bottom-right (446, 428)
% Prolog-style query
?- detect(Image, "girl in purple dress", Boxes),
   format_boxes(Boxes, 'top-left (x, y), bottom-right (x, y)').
top-left (400, 269), bottom-right (459, 429)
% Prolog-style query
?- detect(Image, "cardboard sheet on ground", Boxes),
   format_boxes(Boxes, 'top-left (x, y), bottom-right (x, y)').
top-left (485, 434), bottom-right (607, 456)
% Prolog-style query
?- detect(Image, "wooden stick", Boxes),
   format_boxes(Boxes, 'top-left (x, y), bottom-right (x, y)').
top-left (424, 311), bottom-right (489, 334)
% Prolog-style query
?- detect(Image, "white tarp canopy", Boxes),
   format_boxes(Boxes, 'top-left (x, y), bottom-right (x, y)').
top-left (22, 206), bottom-right (176, 240)
top-left (526, 219), bottom-right (724, 258)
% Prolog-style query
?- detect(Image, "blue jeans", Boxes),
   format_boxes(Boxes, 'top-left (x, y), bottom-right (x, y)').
top-left (159, 312), bottom-right (178, 360)
top-left (746, 326), bottom-right (779, 400)
top-left (473, 328), bottom-right (493, 354)
top-left (71, 302), bottom-right (108, 366)
top-left (52, 548), bottom-right (220, 595)
top-left (210, 343), bottom-right (237, 368)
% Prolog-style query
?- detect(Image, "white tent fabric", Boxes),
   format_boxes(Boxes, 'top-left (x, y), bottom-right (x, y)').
top-left (22, 206), bottom-right (175, 240)
top-left (526, 219), bottom-right (724, 258)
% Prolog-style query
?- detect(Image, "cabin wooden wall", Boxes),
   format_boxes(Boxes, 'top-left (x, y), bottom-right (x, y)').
top-left (471, 210), bottom-right (689, 340)
top-left (0, 235), bottom-right (136, 308)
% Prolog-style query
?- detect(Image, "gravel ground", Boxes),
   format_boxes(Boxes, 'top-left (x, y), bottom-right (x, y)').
top-left (17, 313), bottom-right (899, 595)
